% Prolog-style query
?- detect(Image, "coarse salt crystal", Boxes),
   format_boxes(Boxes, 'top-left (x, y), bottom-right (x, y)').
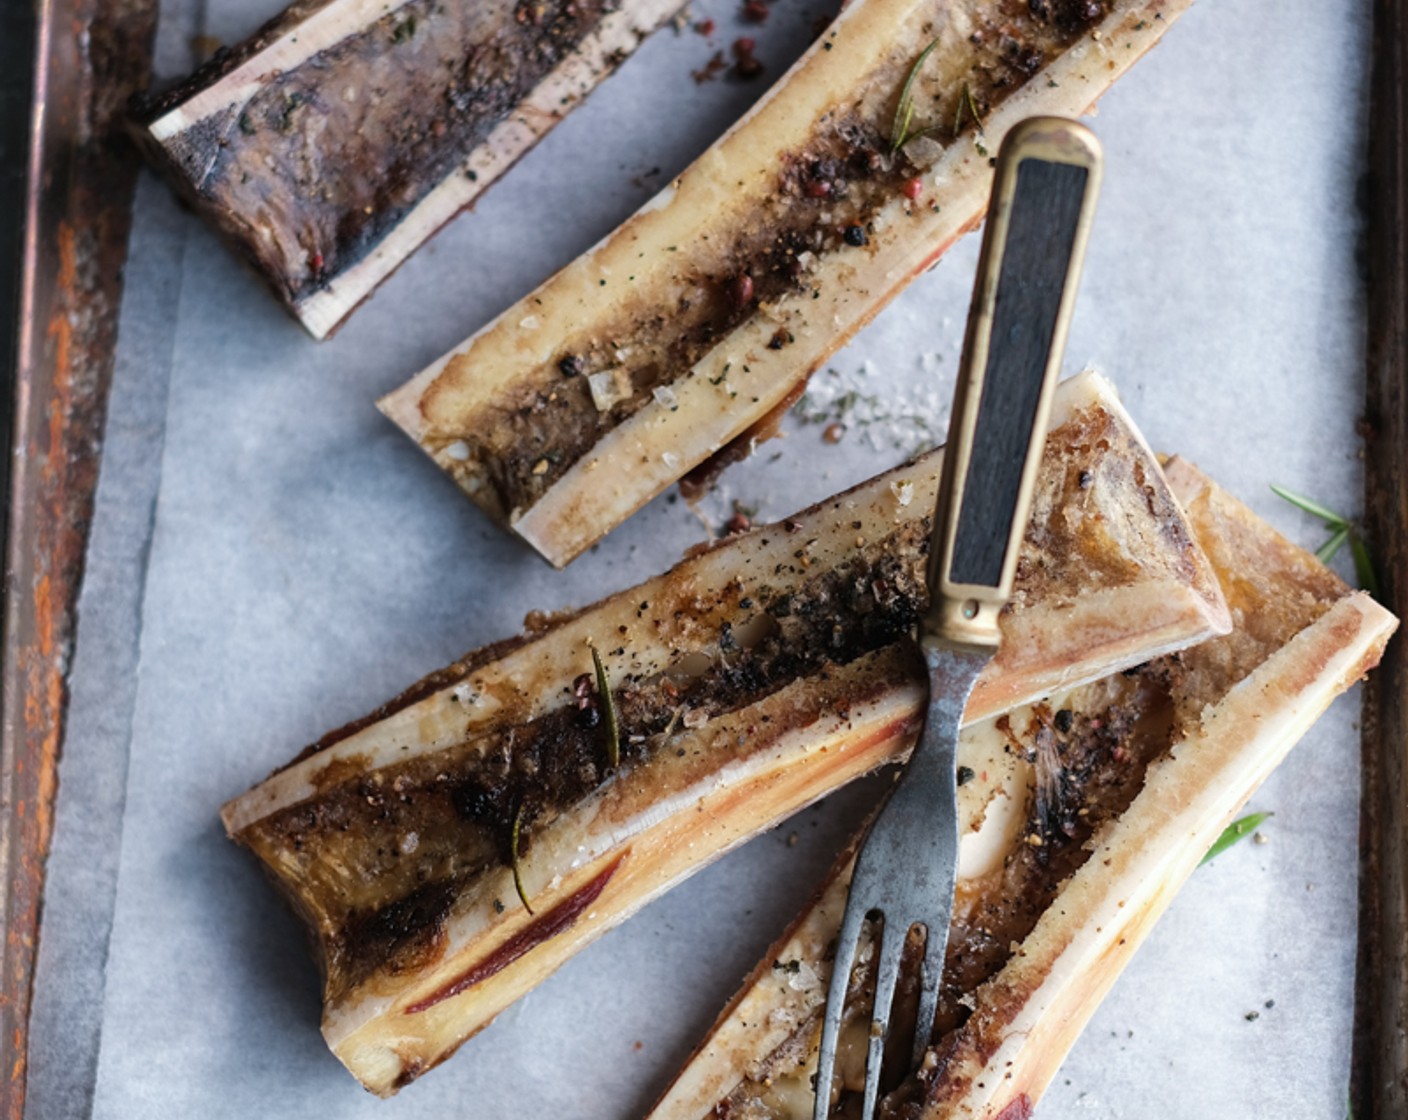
top-left (588, 369), bottom-right (631, 411)
top-left (653, 385), bottom-right (679, 409)
top-left (787, 962), bottom-right (821, 992)
top-left (445, 440), bottom-right (470, 462)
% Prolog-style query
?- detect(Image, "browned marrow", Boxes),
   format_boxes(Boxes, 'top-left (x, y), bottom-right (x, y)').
top-left (380, 0), bottom-right (1194, 565)
top-left (646, 460), bottom-right (1397, 1120)
top-left (222, 373), bottom-right (1227, 1094)
top-left (132, 0), bottom-right (684, 339)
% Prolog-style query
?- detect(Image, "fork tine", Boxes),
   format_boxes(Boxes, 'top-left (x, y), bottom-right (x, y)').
top-left (860, 915), bottom-right (905, 1120)
top-left (812, 891), bottom-right (867, 1120)
top-left (911, 919), bottom-right (949, 1070)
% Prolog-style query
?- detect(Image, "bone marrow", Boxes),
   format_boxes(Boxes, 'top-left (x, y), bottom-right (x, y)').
top-left (222, 373), bottom-right (1228, 1094)
top-left (132, 0), bottom-right (684, 339)
top-left (381, 0), bottom-right (1194, 565)
top-left (645, 463), bottom-right (1397, 1120)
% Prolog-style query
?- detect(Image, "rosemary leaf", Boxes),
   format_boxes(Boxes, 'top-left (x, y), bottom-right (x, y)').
top-left (511, 801), bottom-right (534, 915)
top-left (1350, 531), bottom-right (1381, 600)
top-left (890, 37), bottom-right (941, 152)
top-left (592, 645), bottom-right (621, 769)
top-left (951, 80), bottom-right (985, 139)
top-left (1270, 485), bottom-right (1381, 597)
top-left (1270, 484), bottom-right (1348, 528)
top-left (1315, 525), bottom-right (1349, 565)
top-left (1200, 811), bottom-right (1271, 866)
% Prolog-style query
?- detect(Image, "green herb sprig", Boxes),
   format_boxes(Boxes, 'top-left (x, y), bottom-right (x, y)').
top-left (954, 81), bottom-right (984, 139)
top-left (511, 801), bottom-right (534, 914)
top-left (1271, 485), bottom-right (1380, 597)
top-left (592, 645), bottom-right (621, 770)
top-left (890, 38), bottom-right (941, 152)
top-left (1200, 811), bottom-right (1271, 866)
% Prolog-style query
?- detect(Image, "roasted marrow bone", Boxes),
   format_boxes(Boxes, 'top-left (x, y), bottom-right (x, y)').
top-left (132, 0), bottom-right (683, 339)
top-left (647, 460), bottom-right (1397, 1120)
top-left (223, 373), bottom-right (1226, 1094)
top-left (380, 0), bottom-right (1193, 566)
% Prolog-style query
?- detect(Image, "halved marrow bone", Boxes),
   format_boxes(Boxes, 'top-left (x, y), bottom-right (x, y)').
top-left (646, 460), bottom-right (1398, 1120)
top-left (223, 373), bottom-right (1228, 1094)
top-left (379, 0), bottom-right (1193, 566)
top-left (131, 0), bottom-right (684, 339)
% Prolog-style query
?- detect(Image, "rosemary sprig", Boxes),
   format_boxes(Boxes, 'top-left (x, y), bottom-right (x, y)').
top-left (511, 801), bottom-right (534, 914)
top-left (1316, 525), bottom-right (1350, 565)
top-left (1350, 532), bottom-right (1380, 600)
top-left (890, 37), bottom-right (941, 152)
top-left (953, 81), bottom-right (984, 139)
top-left (592, 645), bottom-right (621, 769)
top-left (1271, 484), bottom-right (1346, 525)
top-left (1270, 485), bottom-right (1381, 598)
top-left (1200, 811), bottom-right (1271, 866)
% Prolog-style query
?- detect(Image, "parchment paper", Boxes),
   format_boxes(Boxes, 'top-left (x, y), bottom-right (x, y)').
top-left (27, 0), bottom-right (1372, 1116)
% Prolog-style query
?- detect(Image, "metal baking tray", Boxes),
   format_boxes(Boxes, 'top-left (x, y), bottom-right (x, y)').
top-left (4, 1), bottom-right (1405, 1116)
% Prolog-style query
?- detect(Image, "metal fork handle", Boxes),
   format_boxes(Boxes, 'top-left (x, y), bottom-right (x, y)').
top-left (924, 117), bottom-right (1103, 649)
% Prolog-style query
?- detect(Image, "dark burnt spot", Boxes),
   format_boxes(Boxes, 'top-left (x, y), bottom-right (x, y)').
top-left (451, 780), bottom-right (498, 826)
top-left (1029, 0), bottom-right (1106, 31)
top-left (338, 878), bottom-right (457, 989)
top-left (392, 1058), bottom-right (426, 1091)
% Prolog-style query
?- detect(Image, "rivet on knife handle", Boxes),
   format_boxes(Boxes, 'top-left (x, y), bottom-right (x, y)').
top-left (925, 117), bottom-right (1103, 649)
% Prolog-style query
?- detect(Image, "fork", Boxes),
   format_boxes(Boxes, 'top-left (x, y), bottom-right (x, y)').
top-left (811, 116), bottom-right (1104, 1120)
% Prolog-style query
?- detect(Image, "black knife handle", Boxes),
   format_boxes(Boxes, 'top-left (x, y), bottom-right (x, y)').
top-left (924, 117), bottom-right (1103, 649)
